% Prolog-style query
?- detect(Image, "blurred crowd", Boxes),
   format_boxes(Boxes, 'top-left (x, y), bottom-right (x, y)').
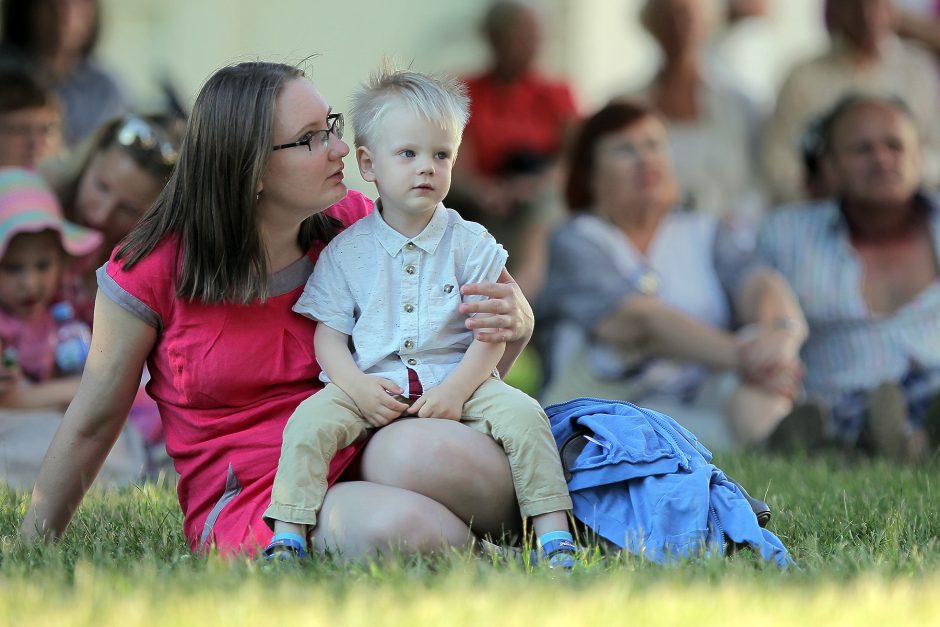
top-left (1, 0), bottom-right (939, 491)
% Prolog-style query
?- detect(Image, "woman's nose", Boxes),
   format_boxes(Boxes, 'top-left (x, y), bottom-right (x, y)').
top-left (329, 135), bottom-right (350, 158)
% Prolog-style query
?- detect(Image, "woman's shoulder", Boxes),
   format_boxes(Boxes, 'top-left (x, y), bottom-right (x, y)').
top-left (102, 236), bottom-right (180, 312)
top-left (106, 236), bottom-right (179, 278)
top-left (324, 190), bottom-right (374, 228)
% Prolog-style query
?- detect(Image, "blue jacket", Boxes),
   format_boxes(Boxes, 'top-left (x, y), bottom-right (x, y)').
top-left (548, 397), bottom-right (794, 568)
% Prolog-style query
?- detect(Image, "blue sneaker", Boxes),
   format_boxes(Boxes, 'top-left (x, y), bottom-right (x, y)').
top-left (262, 532), bottom-right (307, 561)
top-left (539, 537), bottom-right (578, 570)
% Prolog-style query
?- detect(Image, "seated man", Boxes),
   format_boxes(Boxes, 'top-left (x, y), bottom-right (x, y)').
top-left (761, 0), bottom-right (940, 203)
top-left (449, 1), bottom-right (579, 301)
top-left (758, 93), bottom-right (940, 462)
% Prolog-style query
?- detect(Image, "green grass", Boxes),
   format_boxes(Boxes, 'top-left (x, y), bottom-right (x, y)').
top-left (2, 453), bottom-right (939, 626)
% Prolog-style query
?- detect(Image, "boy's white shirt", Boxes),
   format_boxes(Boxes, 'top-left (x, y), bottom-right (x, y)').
top-left (294, 201), bottom-right (508, 394)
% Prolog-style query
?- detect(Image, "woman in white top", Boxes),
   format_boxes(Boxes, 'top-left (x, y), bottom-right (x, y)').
top-left (538, 101), bottom-right (806, 449)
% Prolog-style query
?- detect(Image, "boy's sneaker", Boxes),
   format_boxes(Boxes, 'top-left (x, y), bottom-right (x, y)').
top-left (262, 532), bottom-right (307, 562)
top-left (539, 537), bottom-right (578, 571)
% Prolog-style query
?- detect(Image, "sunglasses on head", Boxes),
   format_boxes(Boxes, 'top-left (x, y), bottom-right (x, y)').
top-left (114, 115), bottom-right (179, 168)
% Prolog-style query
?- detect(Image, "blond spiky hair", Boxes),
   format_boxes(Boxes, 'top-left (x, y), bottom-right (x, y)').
top-left (350, 62), bottom-right (470, 149)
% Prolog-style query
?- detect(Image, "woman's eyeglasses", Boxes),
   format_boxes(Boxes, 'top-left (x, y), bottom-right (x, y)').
top-left (114, 116), bottom-right (179, 168)
top-left (272, 112), bottom-right (344, 152)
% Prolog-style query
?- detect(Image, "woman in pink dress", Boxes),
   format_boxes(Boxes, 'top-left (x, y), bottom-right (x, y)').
top-left (20, 61), bottom-right (534, 559)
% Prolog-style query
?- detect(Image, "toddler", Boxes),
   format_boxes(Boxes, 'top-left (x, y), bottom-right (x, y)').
top-left (0, 167), bottom-right (100, 408)
top-left (263, 68), bottom-right (575, 566)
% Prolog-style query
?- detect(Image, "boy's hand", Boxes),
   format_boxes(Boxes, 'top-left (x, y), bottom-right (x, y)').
top-left (348, 375), bottom-right (409, 427)
top-left (407, 384), bottom-right (468, 421)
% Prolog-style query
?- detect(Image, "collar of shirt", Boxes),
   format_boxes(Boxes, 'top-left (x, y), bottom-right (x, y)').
top-left (828, 190), bottom-right (940, 236)
top-left (371, 200), bottom-right (449, 257)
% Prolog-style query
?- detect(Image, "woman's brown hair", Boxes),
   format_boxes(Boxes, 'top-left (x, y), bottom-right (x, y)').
top-left (565, 100), bottom-right (657, 212)
top-left (115, 61), bottom-right (343, 304)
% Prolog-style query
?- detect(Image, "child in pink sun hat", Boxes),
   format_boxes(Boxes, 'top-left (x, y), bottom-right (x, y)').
top-left (0, 166), bottom-right (101, 402)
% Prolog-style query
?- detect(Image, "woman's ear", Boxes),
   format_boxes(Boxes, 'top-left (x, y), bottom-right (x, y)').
top-left (357, 146), bottom-right (377, 182)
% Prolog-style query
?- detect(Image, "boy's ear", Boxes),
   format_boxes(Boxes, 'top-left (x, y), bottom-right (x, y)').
top-left (357, 146), bottom-right (377, 182)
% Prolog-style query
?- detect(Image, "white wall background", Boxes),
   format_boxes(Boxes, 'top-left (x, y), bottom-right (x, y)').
top-left (94, 0), bottom-right (829, 194)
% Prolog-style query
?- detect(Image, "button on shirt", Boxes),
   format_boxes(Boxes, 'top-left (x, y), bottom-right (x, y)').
top-left (757, 194), bottom-right (940, 406)
top-left (294, 202), bottom-right (508, 392)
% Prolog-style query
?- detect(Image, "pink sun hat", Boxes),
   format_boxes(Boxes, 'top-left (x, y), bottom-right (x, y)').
top-left (0, 167), bottom-right (103, 260)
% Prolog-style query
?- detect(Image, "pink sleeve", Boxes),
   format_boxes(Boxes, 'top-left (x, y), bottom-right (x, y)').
top-left (325, 189), bottom-right (374, 227)
top-left (97, 238), bottom-right (178, 330)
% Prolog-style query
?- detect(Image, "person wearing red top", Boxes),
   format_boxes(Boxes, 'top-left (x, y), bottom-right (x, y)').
top-left (20, 61), bottom-right (536, 559)
top-left (450, 1), bottom-right (579, 301)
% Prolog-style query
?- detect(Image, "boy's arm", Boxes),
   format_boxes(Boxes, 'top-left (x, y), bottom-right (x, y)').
top-left (408, 338), bottom-right (505, 420)
top-left (314, 324), bottom-right (408, 427)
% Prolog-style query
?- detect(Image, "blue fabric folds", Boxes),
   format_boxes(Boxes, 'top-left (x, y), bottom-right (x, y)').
top-left (548, 397), bottom-right (794, 568)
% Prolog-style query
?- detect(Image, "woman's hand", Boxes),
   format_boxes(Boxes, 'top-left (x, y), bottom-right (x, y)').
top-left (737, 327), bottom-right (804, 399)
top-left (459, 269), bottom-right (534, 344)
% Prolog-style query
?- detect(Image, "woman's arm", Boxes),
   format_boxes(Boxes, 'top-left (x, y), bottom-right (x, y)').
top-left (734, 267), bottom-right (807, 333)
top-left (20, 292), bottom-right (155, 542)
top-left (594, 294), bottom-right (740, 370)
top-left (459, 268), bottom-right (534, 377)
top-left (731, 268), bottom-right (807, 393)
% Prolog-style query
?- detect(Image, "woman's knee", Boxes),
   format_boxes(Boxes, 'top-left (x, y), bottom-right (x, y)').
top-left (313, 483), bottom-right (470, 557)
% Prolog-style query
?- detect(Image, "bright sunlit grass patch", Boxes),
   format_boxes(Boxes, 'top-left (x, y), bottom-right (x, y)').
top-left (2, 452), bottom-right (939, 626)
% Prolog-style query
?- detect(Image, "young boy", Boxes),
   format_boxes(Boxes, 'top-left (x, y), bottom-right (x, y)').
top-left (0, 67), bottom-right (62, 169)
top-left (263, 69), bottom-right (576, 566)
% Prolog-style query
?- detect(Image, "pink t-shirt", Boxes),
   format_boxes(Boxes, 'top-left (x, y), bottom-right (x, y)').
top-left (98, 191), bottom-right (374, 555)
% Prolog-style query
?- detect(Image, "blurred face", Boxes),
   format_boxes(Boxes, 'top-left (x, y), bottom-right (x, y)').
top-left (357, 104), bottom-right (458, 221)
top-left (76, 145), bottom-right (163, 248)
top-left (490, 8), bottom-right (540, 76)
top-left (829, 0), bottom-right (893, 55)
top-left (0, 107), bottom-right (62, 168)
top-left (260, 78), bottom-right (349, 222)
top-left (825, 102), bottom-right (922, 207)
top-left (0, 231), bottom-right (63, 321)
top-left (591, 115), bottom-right (678, 217)
top-left (645, 0), bottom-right (707, 58)
top-left (34, 0), bottom-right (97, 56)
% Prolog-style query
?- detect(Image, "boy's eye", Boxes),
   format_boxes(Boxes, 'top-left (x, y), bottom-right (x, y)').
top-left (400, 149), bottom-right (415, 158)
top-left (435, 151), bottom-right (450, 160)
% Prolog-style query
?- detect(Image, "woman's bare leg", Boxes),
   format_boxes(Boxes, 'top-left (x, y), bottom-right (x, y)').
top-left (310, 481), bottom-right (474, 560)
top-left (359, 418), bottom-right (521, 539)
top-left (727, 383), bottom-right (793, 445)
